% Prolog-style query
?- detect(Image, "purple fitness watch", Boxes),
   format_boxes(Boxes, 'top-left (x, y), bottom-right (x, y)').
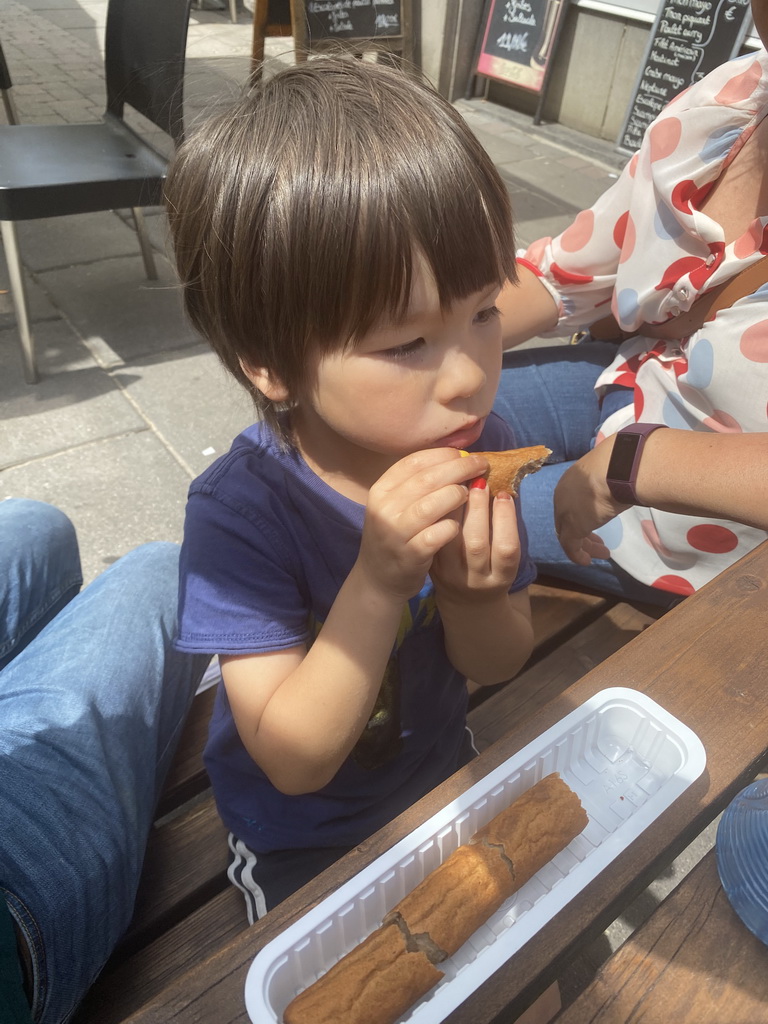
top-left (605, 423), bottom-right (667, 505)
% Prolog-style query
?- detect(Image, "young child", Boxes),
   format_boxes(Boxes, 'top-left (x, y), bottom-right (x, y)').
top-left (165, 55), bottom-right (536, 922)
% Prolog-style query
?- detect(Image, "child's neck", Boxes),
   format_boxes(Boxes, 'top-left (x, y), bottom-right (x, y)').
top-left (290, 407), bottom-right (397, 504)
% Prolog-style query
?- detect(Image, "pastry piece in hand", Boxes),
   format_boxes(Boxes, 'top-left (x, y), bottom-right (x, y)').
top-left (383, 842), bottom-right (516, 959)
top-left (474, 445), bottom-right (552, 497)
top-left (282, 921), bottom-right (442, 1024)
top-left (470, 773), bottom-right (588, 891)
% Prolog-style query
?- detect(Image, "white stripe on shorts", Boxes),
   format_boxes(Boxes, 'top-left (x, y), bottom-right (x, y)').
top-left (227, 832), bottom-right (268, 925)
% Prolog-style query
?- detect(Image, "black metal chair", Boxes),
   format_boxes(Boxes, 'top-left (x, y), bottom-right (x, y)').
top-left (0, 0), bottom-right (193, 383)
top-left (0, 40), bottom-right (19, 125)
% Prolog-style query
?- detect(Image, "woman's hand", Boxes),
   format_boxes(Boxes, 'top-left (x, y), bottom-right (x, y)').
top-left (553, 436), bottom-right (629, 565)
top-left (429, 478), bottom-right (522, 600)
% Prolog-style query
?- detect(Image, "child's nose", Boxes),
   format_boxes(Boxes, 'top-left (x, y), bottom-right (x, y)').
top-left (437, 347), bottom-right (487, 404)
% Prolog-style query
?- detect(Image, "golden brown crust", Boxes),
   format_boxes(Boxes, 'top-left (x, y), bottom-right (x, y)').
top-left (383, 842), bottom-right (516, 958)
top-left (283, 775), bottom-right (587, 1024)
top-left (283, 922), bottom-right (442, 1024)
top-left (474, 445), bottom-right (552, 498)
top-left (470, 773), bottom-right (588, 890)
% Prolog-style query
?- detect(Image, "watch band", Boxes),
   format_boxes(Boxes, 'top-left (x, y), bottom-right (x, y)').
top-left (606, 423), bottom-right (667, 505)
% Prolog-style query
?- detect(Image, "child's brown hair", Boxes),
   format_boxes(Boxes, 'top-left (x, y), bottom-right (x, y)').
top-left (165, 56), bottom-right (517, 438)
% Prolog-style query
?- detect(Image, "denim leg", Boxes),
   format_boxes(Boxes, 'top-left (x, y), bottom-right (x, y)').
top-left (0, 500), bottom-right (83, 670)
top-left (493, 345), bottom-right (676, 608)
top-left (0, 540), bottom-right (209, 1024)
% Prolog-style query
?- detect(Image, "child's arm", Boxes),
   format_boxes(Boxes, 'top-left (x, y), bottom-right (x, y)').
top-left (430, 483), bottom-right (534, 685)
top-left (220, 448), bottom-right (489, 797)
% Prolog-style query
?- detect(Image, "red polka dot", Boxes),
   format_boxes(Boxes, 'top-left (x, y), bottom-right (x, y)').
top-left (734, 221), bottom-right (765, 258)
top-left (670, 179), bottom-right (711, 215)
top-left (651, 575), bottom-right (696, 595)
top-left (560, 209), bottom-right (594, 253)
top-left (739, 320), bottom-right (768, 363)
top-left (640, 520), bottom-right (676, 558)
top-left (628, 154), bottom-right (639, 178)
top-left (616, 213), bottom-right (636, 263)
top-left (525, 237), bottom-right (549, 265)
top-left (550, 262), bottom-right (594, 286)
top-left (649, 117), bottom-right (682, 162)
top-left (686, 524), bottom-right (739, 554)
top-left (655, 256), bottom-right (709, 293)
top-left (714, 60), bottom-right (762, 105)
top-left (703, 411), bottom-right (743, 432)
top-left (670, 179), bottom-right (698, 214)
top-left (633, 386), bottom-right (644, 420)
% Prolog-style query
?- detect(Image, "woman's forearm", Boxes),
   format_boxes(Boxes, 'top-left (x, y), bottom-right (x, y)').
top-left (498, 264), bottom-right (559, 349)
top-left (634, 429), bottom-right (768, 529)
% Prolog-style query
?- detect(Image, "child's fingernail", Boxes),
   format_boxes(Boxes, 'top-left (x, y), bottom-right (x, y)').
top-left (495, 490), bottom-right (512, 500)
top-left (470, 477), bottom-right (487, 490)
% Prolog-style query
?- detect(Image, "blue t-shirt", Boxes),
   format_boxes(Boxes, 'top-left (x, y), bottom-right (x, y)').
top-left (176, 412), bottom-right (535, 852)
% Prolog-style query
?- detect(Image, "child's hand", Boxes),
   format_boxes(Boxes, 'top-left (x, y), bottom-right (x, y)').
top-left (429, 477), bottom-right (522, 601)
top-left (357, 449), bottom-right (488, 603)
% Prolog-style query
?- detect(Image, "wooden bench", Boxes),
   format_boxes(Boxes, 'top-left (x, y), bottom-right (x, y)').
top-left (71, 580), bottom-right (667, 1024)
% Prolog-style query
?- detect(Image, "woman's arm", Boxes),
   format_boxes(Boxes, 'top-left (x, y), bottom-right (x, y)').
top-left (555, 429), bottom-right (768, 565)
top-left (498, 263), bottom-right (559, 349)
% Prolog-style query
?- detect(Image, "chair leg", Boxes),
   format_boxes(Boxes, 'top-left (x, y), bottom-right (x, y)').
top-left (131, 208), bottom-right (158, 281)
top-left (2, 88), bottom-right (19, 125)
top-left (1, 220), bottom-right (39, 384)
top-left (230, 0), bottom-right (237, 21)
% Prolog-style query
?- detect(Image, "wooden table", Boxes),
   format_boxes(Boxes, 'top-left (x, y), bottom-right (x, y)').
top-left (124, 541), bottom-right (768, 1024)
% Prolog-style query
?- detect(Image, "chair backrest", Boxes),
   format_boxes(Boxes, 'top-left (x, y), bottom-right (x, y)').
top-left (105, 0), bottom-right (193, 143)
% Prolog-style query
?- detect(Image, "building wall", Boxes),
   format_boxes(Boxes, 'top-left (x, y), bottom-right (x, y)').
top-left (484, 7), bottom-right (649, 141)
top-left (420, 1), bottom-right (759, 144)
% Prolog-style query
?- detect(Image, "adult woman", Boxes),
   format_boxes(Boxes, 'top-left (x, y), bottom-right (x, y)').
top-left (494, 9), bottom-right (768, 606)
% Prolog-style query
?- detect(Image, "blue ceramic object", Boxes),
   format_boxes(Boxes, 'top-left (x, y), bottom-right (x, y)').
top-left (716, 777), bottom-right (768, 946)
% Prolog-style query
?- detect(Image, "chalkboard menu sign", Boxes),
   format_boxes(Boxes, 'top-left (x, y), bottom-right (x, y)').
top-left (289, 0), bottom-right (412, 60)
top-left (476, 0), bottom-right (568, 92)
top-left (619, 0), bottom-right (752, 153)
top-left (302, 0), bottom-right (401, 38)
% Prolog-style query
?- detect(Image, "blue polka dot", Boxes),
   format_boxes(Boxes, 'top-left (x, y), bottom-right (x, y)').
top-left (654, 201), bottom-right (685, 240)
top-left (685, 337), bottom-right (714, 388)
top-left (662, 393), bottom-right (696, 428)
top-left (616, 288), bottom-right (640, 323)
top-left (700, 125), bottom-right (742, 165)
top-left (596, 515), bottom-right (623, 549)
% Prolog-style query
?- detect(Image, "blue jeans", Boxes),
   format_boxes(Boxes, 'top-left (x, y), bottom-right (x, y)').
top-left (0, 499), bottom-right (209, 1024)
top-left (494, 344), bottom-right (677, 608)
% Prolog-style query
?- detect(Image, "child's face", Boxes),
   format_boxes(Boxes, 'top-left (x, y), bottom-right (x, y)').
top-left (295, 260), bottom-right (503, 478)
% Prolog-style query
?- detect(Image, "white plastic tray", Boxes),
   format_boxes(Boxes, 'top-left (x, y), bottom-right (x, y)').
top-left (245, 687), bottom-right (706, 1023)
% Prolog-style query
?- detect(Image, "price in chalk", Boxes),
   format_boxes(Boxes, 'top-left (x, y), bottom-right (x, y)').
top-left (619, 0), bottom-right (752, 154)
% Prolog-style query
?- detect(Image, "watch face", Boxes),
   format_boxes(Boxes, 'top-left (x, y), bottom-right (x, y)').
top-left (608, 432), bottom-right (641, 480)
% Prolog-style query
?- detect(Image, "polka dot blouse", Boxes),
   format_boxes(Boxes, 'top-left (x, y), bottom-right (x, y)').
top-left (525, 51), bottom-right (768, 595)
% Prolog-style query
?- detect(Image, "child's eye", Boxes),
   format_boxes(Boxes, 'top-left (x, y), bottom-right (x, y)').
top-left (475, 305), bottom-right (501, 325)
top-left (384, 337), bottom-right (426, 360)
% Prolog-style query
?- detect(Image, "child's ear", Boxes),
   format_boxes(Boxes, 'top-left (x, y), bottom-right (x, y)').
top-left (239, 360), bottom-right (290, 403)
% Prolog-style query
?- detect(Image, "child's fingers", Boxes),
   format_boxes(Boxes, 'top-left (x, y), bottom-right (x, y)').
top-left (459, 477), bottom-right (492, 569)
top-left (489, 491), bottom-right (521, 575)
top-left (374, 448), bottom-right (488, 499)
